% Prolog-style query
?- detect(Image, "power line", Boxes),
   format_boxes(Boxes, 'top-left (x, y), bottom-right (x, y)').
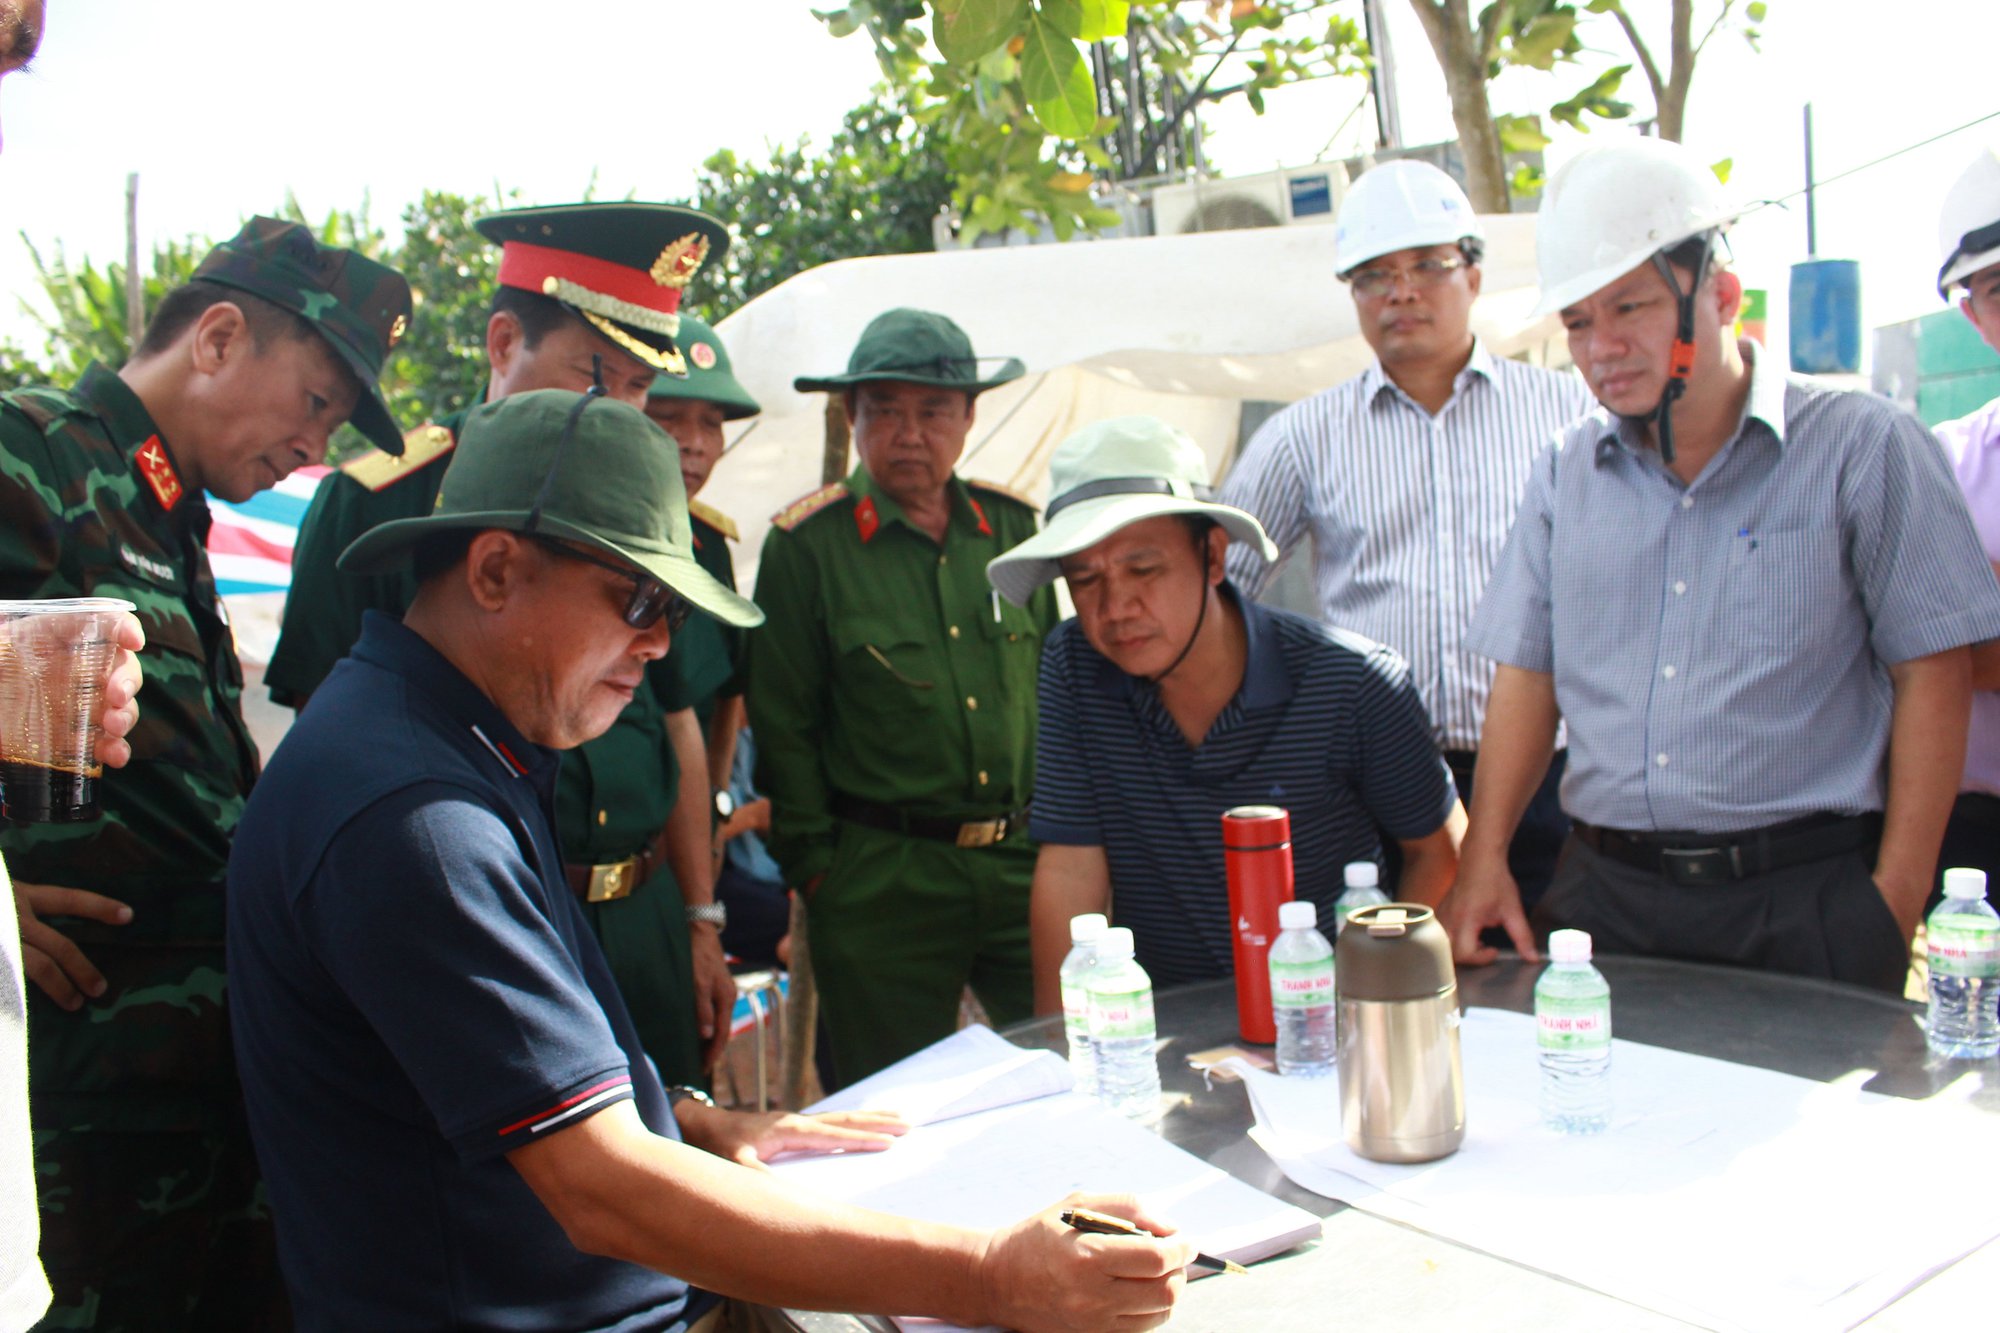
top-left (1742, 108), bottom-right (2000, 217)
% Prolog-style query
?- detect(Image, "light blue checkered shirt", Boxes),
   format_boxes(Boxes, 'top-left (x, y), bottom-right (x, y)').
top-left (1468, 342), bottom-right (2000, 834)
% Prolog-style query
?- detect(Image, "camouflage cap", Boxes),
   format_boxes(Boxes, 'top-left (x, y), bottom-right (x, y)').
top-left (793, 307), bottom-right (1024, 396)
top-left (646, 314), bottom-right (759, 420)
top-left (477, 203), bottom-right (730, 380)
top-left (338, 389), bottom-right (763, 629)
top-left (191, 216), bottom-right (412, 456)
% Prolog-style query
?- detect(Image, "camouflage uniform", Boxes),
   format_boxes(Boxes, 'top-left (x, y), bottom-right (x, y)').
top-left (0, 220), bottom-right (410, 1332)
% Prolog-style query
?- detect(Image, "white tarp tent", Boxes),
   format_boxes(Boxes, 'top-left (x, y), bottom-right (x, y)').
top-left (702, 213), bottom-right (1561, 590)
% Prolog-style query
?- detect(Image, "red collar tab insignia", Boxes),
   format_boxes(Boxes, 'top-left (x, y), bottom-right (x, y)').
top-left (134, 435), bottom-right (183, 512)
top-left (855, 495), bottom-right (881, 544)
top-left (651, 234), bottom-right (711, 291)
top-left (689, 341), bottom-right (718, 371)
top-left (969, 496), bottom-right (992, 537)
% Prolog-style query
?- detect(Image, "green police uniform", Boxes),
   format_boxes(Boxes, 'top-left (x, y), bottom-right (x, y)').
top-left (749, 310), bottom-right (1057, 1083)
top-left (267, 216), bottom-right (739, 1083)
top-left (0, 219), bottom-right (412, 1332)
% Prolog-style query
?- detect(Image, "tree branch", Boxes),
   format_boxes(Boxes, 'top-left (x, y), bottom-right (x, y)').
top-left (1602, 2), bottom-right (1667, 102)
top-left (1692, 0), bottom-right (1736, 58)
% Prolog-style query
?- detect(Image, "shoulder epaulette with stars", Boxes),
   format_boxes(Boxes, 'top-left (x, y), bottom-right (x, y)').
top-left (966, 477), bottom-right (1038, 510)
top-left (771, 481), bottom-right (850, 532)
top-left (688, 498), bottom-right (739, 542)
top-left (341, 423), bottom-right (456, 492)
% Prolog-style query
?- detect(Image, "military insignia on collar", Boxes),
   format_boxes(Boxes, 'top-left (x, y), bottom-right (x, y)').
top-left (650, 234), bottom-right (711, 290)
top-left (134, 435), bottom-right (183, 511)
top-left (388, 314), bottom-right (408, 348)
top-left (690, 341), bottom-right (718, 371)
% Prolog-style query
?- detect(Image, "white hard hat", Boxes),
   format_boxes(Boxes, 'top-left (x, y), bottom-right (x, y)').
top-left (1334, 160), bottom-right (1485, 275)
top-left (1938, 145), bottom-right (2000, 298)
top-left (1532, 137), bottom-right (1738, 316)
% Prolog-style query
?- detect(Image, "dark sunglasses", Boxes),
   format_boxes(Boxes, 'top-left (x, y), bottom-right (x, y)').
top-left (524, 533), bottom-right (693, 634)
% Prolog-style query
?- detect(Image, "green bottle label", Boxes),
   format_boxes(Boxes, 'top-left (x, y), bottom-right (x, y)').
top-left (1270, 957), bottom-right (1334, 1007)
top-left (1929, 922), bottom-right (2000, 980)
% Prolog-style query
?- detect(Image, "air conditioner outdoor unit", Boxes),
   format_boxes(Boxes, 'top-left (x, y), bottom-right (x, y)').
top-left (1149, 163), bottom-right (1349, 237)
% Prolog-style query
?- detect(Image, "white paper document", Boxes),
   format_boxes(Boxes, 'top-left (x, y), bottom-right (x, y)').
top-left (780, 1026), bottom-right (1322, 1331)
top-left (1226, 1007), bottom-right (2000, 1333)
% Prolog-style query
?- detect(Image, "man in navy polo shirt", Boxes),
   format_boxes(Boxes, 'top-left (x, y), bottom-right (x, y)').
top-left (228, 390), bottom-right (1189, 1332)
top-left (987, 417), bottom-right (1463, 1006)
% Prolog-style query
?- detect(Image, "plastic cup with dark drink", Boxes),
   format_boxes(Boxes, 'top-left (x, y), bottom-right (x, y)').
top-left (0, 597), bottom-right (136, 824)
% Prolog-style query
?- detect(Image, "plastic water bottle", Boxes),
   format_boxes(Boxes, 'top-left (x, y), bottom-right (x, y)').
top-left (1334, 861), bottom-right (1390, 936)
top-left (1086, 927), bottom-right (1161, 1118)
top-left (1268, 900), bottom-right (1336, 1077)
top-left (1927, 868), bottom-right (2000, 1060)
top-left (1535, 929), bottom-right (1611, 1133)
top-left (1059, 913), bottom-right (1109, 1096)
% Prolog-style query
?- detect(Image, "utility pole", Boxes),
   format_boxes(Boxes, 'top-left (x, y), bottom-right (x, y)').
top-left (124, 173), bottom-right (142, 353)
top-left (1364, 0), bottom-right (1403, 150)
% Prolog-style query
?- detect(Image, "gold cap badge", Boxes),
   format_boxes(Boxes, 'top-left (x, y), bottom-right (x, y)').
top-left (650, 233), bottom-right (711, 290)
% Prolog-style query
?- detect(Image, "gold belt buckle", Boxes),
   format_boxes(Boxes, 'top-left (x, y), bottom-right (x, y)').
top-left (955, 817), bottom-right (1006, 849)
top-left (587, 856), bottom-right (639, 903)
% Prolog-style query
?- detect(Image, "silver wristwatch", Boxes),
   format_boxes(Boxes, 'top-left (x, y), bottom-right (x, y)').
top-left (685, 901), bottom-right (727, 930)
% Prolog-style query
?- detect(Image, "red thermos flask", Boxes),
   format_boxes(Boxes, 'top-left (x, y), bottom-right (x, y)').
top-left (1222, 805), bottom-right (1295, 1045)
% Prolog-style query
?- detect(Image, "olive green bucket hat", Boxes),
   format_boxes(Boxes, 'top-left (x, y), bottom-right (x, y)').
top-left (793, 307), bottom-right (1025, 395)
top-left (985, 415), bottom-right (1276, 607)
top-left (191, 216), bottom-right (413, 456)
top-left (338, 389), bottom-right (763, 629)
top-left (647, 314), bottom-right (760, 420)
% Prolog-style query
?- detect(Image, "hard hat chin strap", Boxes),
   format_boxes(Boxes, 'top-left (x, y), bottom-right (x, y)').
top-left (1148, 540), bottom-right (1215, 686)
top-left (1641, 243), bottom-right (1711, 468)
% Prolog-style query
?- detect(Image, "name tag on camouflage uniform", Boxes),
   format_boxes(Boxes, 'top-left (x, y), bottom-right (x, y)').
top-left (117, 541), bottom-right (177, 587)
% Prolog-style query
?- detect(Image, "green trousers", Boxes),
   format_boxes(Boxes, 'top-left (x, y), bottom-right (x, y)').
top-left (584, 864), bottom-right (704, 1087)
top-left (808, 822), bottom-right (1034, 1086)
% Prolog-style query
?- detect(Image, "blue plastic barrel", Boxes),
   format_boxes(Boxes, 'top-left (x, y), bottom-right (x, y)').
top-left (1789, 259), bottom-right (1862, 375)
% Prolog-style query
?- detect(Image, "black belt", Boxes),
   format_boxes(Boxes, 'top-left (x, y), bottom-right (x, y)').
top-left (831, 793), bottom-right (1030, 849)
top-left (1570, 813), bottom-right (1882, 887)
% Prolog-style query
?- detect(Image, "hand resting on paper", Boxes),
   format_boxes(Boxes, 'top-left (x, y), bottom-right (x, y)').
top-left (673, 1098), bottom-right (908, 1171)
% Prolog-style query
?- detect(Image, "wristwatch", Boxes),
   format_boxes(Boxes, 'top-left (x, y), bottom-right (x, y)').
top-left (713, 788), bottom-right (736, 821)
top-left (686, 901), bottom-right (727, 930)
top-left (666, 1084), bottom-right (717, 1110)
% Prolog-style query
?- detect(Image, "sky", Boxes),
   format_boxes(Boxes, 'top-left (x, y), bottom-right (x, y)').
top-left (0, 0), bottom-right (1992, 363)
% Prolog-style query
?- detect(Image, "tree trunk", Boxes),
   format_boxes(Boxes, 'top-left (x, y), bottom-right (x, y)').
top-left (1405, 0), bottom-right (1511, 212)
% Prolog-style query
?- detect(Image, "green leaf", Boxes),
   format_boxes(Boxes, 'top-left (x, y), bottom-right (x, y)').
top-left (936, 0), bottom-right (1030, 65)
top-left (1074, 0), bottom-right (1129, 41)
top-left (1746, 2), bottom-right (1767, 20)
top-left (1710, 157), bottom-right (1733, 184)
top-left (1505, 11), bottom-right (1576, 70)
top-left (1494, 112), bottom-right (1551, 152)
top-left (1038, 0), bottom-right (1084, 38)
top-left (1019, 14), bottom-right (1097, 137)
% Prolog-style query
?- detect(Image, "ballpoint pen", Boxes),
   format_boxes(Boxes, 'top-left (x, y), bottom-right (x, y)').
top-left (1060, 1206), bottom-right (1248, 1276)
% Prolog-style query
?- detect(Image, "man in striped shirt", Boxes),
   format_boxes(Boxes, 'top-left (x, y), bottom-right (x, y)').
top-left (1456, 138), bottom-right (2000, 992)
top-left (989, 417), bottom-right (1461, 1000)
top-left (1220, 160), bottom-right (1593, 913)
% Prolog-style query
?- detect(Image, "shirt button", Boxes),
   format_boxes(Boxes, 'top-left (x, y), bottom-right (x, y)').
top-left (978, 770), bottom-right (990, 786)
top-left (949, 625), bottom-right (960, 639)
top-left (1680, 495), bottom-right (1694, 510)
top-left (1655, 752), bottom-right (1670, 768)
top-left (966, 695), bottom-right (979, 711)
top-left (597, 809), bottom-right (608, 826)
top-left (939, 554), bottom-right (948, 566)
top-left (1662, 665), bottom-right (1677, 679)
top-left (1673, 580), bottom-right (1688, 596)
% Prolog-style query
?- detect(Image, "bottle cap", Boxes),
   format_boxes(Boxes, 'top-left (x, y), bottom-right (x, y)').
top-left (1069, 912), bottom-right (1109, 943)
top-left (1548, 928), bottom-right (1593, 963)
top-left (1097, 926), bottom-right (1135, 961)
top-left (1343, 861), bottom-right (1379, 889)
top-left (1942, 867), bottom-right (1989, 901)
top-left (1278, 900), bottom-right (1318, 930)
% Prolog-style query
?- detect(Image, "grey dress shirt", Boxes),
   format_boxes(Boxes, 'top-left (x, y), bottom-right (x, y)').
top-left (1468, 341), bottom-right (2000, 834)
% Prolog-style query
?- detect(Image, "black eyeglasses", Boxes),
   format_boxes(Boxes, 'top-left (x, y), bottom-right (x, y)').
top-left (525, 533), bottom-right (692, 634)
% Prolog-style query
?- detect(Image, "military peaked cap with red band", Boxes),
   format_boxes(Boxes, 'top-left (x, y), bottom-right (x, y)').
top-left (475, 203), bottom-right (730, 379)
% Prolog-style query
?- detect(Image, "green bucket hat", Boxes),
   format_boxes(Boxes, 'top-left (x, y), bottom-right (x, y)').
top-left (646, 314), bottom-right (760, 420)
top-left (191, 216), bottom-right (413, 456)
top-left (793, 308), bottom-right (1025, 395)
top-left (338, 389), bottom-right (763, 629)
top-left (985, 415), bottom-right (1276, 607)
